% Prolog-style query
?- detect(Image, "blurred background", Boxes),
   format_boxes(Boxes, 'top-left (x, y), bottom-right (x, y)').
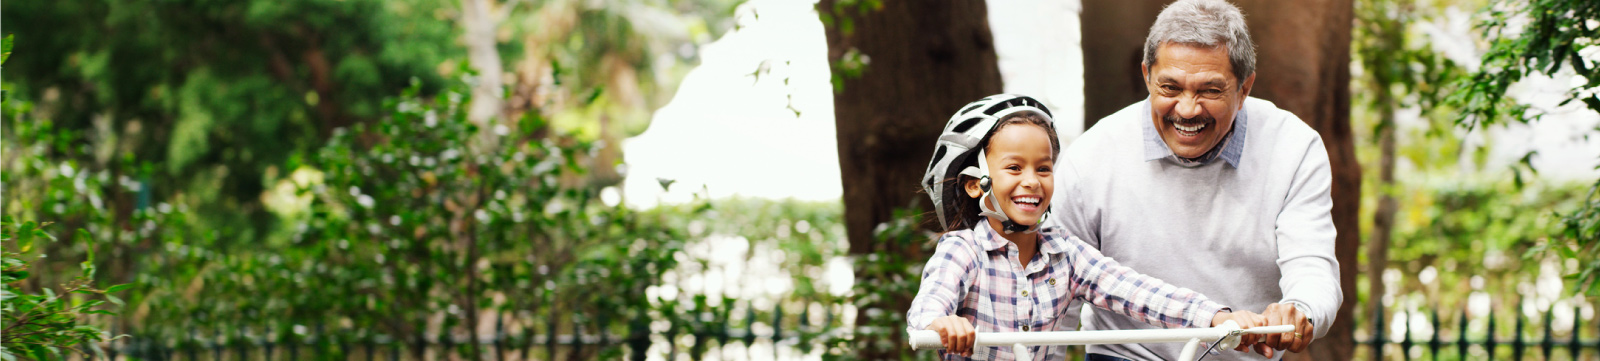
top-left (1, 0), bottom-right (1597, 360)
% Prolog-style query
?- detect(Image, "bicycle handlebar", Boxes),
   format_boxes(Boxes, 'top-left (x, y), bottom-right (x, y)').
top-left (907, 324), bottom-right (1296, 350)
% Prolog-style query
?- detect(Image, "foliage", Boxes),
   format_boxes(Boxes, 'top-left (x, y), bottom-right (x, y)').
top-left (1, 219), bottom-right (128, 361)
top-left (818, 207), bottom-right (934, 361)
top-left (1451, 0), bottom-right (1600, 295)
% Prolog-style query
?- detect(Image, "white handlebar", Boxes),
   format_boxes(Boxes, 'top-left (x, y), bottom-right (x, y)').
top-left (907, 324), bottom-right (1296, 351)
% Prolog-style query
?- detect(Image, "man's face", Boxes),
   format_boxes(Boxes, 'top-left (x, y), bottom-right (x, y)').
top-left (1142, 42), bottom-right (1255, 159)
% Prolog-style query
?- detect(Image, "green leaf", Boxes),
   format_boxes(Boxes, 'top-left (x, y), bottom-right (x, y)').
top-left (105, 295), bottom-right (123, 306)
top-left (1, 35), bottom-right (11, 65)
top-left (105, 283), bottom-right (133, 293)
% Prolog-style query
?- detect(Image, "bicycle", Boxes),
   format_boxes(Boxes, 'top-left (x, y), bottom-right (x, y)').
top-left (907, 321), bottom-right (1296, 360)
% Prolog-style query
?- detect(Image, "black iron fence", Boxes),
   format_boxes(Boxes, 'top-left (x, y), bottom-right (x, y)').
top-left (1357, 303), bottom-right (1600, 361)
top-left (91, 301), bottom-right (1600, 360)
top-left (101, 302), bottom-right (841, 361)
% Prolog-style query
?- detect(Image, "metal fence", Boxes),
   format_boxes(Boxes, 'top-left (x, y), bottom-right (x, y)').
top-left (102, 302), bottom-right (839, 361)
top-left (95, 301), bottom-right (1600, 361)
top-left (1357, 304), bottom-right (1600, 361)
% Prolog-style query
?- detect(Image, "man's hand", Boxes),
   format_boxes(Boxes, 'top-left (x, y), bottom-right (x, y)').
top-left (1262, 303), bottom-right (1314, 353)
top-left (927, 316), bottom-right (976, 357)
top-left (1211, 310), bottom-right (1267, 353)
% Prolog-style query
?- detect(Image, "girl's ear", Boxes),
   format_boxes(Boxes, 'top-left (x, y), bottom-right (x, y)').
top-left (964, 177), bottom-right (983, 198)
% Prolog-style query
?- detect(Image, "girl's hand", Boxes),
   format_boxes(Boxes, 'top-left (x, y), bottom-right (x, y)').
top-left (1211, 310), bottom-right (1273, 356)
top-left (926, 315), bottom-right (976, 357)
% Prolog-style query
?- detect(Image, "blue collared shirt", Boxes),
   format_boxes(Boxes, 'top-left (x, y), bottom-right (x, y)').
top-left (1141, 98), bottom-right (1248, 168)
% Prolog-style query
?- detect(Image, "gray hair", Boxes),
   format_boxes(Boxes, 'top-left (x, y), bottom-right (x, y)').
top-left (1142, 0), bottom-right (1256, 85)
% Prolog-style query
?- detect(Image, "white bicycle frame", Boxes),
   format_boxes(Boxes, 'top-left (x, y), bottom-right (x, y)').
top-left (908, 321), bottom-right (1295, 360)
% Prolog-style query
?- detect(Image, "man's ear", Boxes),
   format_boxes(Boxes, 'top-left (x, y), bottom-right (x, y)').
top-left (964, 177), bottom-right (984, 198)
top-left (1141, 63), bottom-right (1151, 84)
top-left (1238, 72), bottom-right (1256, 108)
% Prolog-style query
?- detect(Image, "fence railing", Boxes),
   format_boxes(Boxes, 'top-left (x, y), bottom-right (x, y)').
top-left (1356, 303), bottom-right (1600, 361)
top-left (101, 302), bottom-right (842, 361)
top-left (93, 301), bottom-right (1599, 361)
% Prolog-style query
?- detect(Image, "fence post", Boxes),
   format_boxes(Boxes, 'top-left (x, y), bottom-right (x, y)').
top-left (1541, 309), bottom-right (1554, 360)
top-left (744, 303), bottom-right (757, 348)
top-left (773, 304), bottom-right (783, 360)
top-left (1486, 310), bottom-right (1497, 361)
top-left (289, 326), bottom-right (300, 361)
top-left (546, 306), bottom-right (558, 361)
top-left (1374, 301), bottom-right (1385, 361)
top-left (187, 328), bottom-right (198, 361)
top-left (1401, 310), bottom-right (1413, 361)
top-left (690, 311), bottom-right (707, 361)
top-left (521, 321), bottom-right (533, 361)
top-left (1512, 306), bottom-right (1525, 361)
top-left (628, 314), bottom-right (650, 361)
top-left (494, 312), bottom-right (506, 361)
top-left (213, 328), bottom-right (223, 361)
top-left (1570, 306), bottom-right (1582, 360)
top-left (1458, 310), bottom-right (1469, 359)
top-left (572, 316), bottom-right (585, 359)
top-left (265, 327), bottom-right (276, 361)
top-left (1429, 308), bottom-right (1441, 361)
top-left (440, 318), bottom-right (454, 360)
top-left (235, 327), bottom-right (247, 361)
top-left (798, 303), bottom-right (813, 354)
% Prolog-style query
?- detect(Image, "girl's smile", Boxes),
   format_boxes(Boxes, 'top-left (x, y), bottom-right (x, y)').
top-left (966, 123), bottom-right (1056, 228)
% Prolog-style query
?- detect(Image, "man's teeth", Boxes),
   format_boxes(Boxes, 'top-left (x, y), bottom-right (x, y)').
top-left (1174, 122), bottom-right (1207, 132)
top-left (1013, 197), bottom-right (1041, 205)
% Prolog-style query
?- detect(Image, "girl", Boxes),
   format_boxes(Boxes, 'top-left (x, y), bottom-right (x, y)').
top-left (908, 94), bottom-right (1262, 360)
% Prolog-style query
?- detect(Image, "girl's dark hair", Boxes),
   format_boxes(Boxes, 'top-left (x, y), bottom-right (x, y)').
top-left (934, 111), bottom-right (1060, 232)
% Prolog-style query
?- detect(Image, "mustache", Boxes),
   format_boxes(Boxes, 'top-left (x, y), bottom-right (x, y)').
top-left (1164, 112), bottom-right (1215, 125)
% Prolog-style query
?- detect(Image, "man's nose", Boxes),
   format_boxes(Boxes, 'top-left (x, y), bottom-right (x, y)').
top-left (1177, 95), bottom-right (1204, 119)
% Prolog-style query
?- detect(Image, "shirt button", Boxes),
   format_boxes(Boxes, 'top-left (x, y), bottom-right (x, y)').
top-left (1022, 325), bottom-right (1031, 331)
top-left (1048, 278), bottom-right (1056, 285)
top-left (1021, 290), bottom-right (1029, 297)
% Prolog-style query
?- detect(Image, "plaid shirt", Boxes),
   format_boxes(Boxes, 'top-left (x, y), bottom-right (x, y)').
top-left (907, 221), bottom-right (1227, 361)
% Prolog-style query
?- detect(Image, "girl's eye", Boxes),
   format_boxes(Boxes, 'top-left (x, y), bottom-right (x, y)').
top-left (1038, 167), bottom-right (1052, 173)
top-left (1006, 165), bottom-right (1022, 171)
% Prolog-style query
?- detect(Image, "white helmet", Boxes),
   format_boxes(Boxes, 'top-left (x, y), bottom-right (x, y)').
top-left (920, 94), bottom-right (1056, 234)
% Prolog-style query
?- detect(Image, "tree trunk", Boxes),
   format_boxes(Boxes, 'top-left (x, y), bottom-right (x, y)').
top-left (819, 0), bottom-right (1003, 357)
top-left (462, 0), bottom-right (505, 126)
top-left (1081, 1), bottom-right (1358, 359)
top-left (1365, 70), bottom-right (1397, 361)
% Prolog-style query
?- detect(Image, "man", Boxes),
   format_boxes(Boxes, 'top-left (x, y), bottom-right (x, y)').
top-left (1050, 0), bottom-right (1342, 360)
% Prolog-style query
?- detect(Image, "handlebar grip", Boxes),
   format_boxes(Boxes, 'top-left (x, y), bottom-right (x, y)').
top-left (908, 330), bottom-right (945, 350)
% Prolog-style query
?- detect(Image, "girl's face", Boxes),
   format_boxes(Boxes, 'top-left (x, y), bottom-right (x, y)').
top-left (965, 124), bottom-right (1055, 227)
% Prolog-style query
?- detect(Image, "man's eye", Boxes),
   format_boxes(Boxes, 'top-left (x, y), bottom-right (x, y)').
top-left (1161, 85), bottom-right (1181, 92)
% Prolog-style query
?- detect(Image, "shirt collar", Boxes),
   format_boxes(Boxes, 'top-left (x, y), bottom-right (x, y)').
top-left (1141, 98), bottom-right (1249, 168)
top-left (974, 219), bottom-right (1068, 255)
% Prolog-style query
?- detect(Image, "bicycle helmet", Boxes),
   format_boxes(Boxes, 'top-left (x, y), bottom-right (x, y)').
top-left (920, 94), bottom-right (1057, 234)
